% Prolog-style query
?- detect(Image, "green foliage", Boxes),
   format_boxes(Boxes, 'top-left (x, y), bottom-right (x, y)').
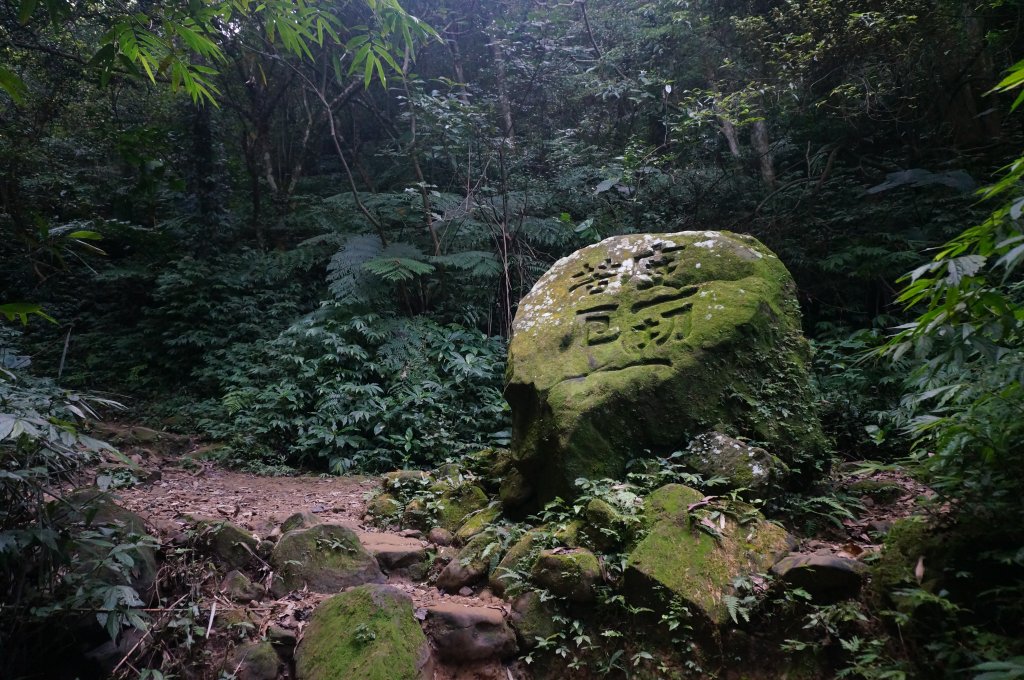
top-left (0, 335), bottom-right (153, 668)
top-left (203, 310), bottom-right (507, 472)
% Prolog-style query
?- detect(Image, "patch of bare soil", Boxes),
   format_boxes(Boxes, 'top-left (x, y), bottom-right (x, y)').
top-left (115, 461), bottom-right (375, 537)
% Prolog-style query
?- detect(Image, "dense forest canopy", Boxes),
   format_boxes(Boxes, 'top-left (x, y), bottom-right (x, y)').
top-left (2, 0), bottom-right (1024, 677)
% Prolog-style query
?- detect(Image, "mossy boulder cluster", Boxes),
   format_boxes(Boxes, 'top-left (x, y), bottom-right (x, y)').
top-left (503, 231), bottom-right (827, 509)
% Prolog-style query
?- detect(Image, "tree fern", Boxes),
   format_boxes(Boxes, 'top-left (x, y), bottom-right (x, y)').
top-left (362, 243), bottom-right (435, 282)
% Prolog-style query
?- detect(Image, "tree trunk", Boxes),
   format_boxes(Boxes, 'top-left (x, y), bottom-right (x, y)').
top-left (750, 119), bottom-right (776, 187)
top-left (490, 38), bottom-right (514, 140)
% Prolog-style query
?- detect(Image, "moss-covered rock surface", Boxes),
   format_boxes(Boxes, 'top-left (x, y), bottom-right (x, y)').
top-left (270, 524), bottom-right (384, 596)
top-left (623, 484), bottom-right (791, 627)
top-left (295, 584), bottom-right (432, 680)
top-left (503, 231), bottom-right (827, 509)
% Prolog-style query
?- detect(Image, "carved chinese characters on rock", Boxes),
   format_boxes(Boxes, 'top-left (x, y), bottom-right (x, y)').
top-left (568, 241), bottom-right (698, 371)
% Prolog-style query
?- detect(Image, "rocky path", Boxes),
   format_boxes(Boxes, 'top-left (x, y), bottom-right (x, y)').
top-left (95, 428), bottom-right (529, 679)
top-left (83, 424), bottom-right (932, 680)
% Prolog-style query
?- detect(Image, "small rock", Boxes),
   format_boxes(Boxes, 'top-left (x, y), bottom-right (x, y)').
top-left (225, 641), bottom-right (279, 680)
top-left (454, 505), bottom-right (502, 543)
top-left (357, 531), bottom-right (429, 577)
top-left (458, 586), bottom-right (474, 596)
top-left (270, 524), bottom-right (384, 596)
top-left (428, 527), bottom-right (454, 546)
top-left (281, 512), bottom-right (319, 533)
top-left (771, 553), bottom-right (867, 603)
top-left (685, 431), bottom-right (788, 491)
top-left (530, 548), bottom-right (601, 602)
top-left (197, 520), bottom-right (259, 569)
top-left (398, 529), bottom-right (424, 539)
top-left (221, 570), bottom-right (264, 603)
top-left (509, 591), bottom-right (560, 650)
top-left (267, 624), bottom-right (297, 658)
top-left (436, 531), bottom-right (502, 592)
top-left (422, 602), bottom-right (518, 662)
top-left (256, 540), bottom-right (274, 559)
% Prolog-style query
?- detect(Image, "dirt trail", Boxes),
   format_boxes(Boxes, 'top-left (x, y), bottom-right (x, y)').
top-left (93, 428), bottom-right (526, 679)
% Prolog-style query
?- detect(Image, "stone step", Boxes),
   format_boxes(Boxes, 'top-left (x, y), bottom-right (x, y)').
top-left (356, 531), bottom-right (431, 576)
top-left (421, 602), bottom-right (518, 663)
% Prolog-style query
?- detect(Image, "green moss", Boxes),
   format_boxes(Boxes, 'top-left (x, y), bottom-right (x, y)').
top-left (227, 641), bottom-right (279, 680)
top-left (505, 232), bottom-right (827, 509)
top-left (402, 497), bottom-right (430, 531)
top-left (625, 484), bottom-right (790, 626)
top-left (553, 519), bottom-right (583, 547)
top-left (198, 520), bottom-right (258, 569)
top-left (489, 528), bottom-right (545, 595)
top-left (281, 512), bottom-right (319, 533)
top-left (530, 548), bottom-right (601, 602)
top-left (848, 479), bottom-right (903, 503)
top-left (584, 497), bottom-right (632, 550)
top-left (295, 585), bottom-right (429, 680)
top-left (510, 590), bottom-right (560, 649)
top-left (367, 493), bottom-right (403, 521)
top-left (455, 505), bottom-right (502, 543)
top-left (434, 483), bottom-right (489, 533)
top-left (871, 516), bottom-right (933, 599)
top-left (643, 484), bottom-right (705, 523)
top-left (270, 524), bottom-right (383, 596)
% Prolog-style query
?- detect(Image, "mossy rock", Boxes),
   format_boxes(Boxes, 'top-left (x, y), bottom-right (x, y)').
top-left (553, 519), bottom-right (583, 547)
top-left (281, 511), bottom-right (320, 533)
top-left (270, 524), bottom-right (384, 596)
top-left (489, 528), bottom-right (546, 596)
top-left (221, 569), bottom-right (264, 603)
top-left (623, 484), bottom-right (791, 627)
top-left (197, 520), bottom-right (259, 569)
top-left (848, 478), bottom-right (904, 504)
top-left (225, 640), bottom-right (279, 680)
top-left (509, 590), bottom-right (561, 650)
top-left (684, 431), bottom-right (789, 491)
top-left (530, 548), bottom-right (601, 602)
top-left (295, 584), bottom-right (433, 680)
top-left (464, 448), bottom-right (513, 488)
top-left (504, 231), bottom-right (827, 510)
top-left (870, 516), bottom-right (939, 606)
top-left (436, 530), bottom-right (503, 592)
top-left (214, 606), bottom-right (260, 632)
top-left (402, 498), bottom-right (431, 531)
top-left (383, 469), bottom-right (434, 485)
top-left (455, 505), bottom-right (502, 543)
top-left (432, 463), bottom-right (463, 479)
top-left (58, 489), bottom-right (159, 594)
top-left (367, 493), bottom-right (404, 522)
top-left (583, 497), bottom-right (636, 551)
top-left (433, 483), bottom-right (489, 533)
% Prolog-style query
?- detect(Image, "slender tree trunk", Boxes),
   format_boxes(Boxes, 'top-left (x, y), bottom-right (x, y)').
top-left (490, 38), bottom-right (514, 141)
top-left (750, 119), bottom-right (776, 187)
top-left (720, 118), bottom-right (742, 159)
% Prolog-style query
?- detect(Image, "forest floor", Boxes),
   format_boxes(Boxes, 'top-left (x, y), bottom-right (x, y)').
top-left (80, 422), bottom-right (931, 679)
top-left (81, 423), bottom-right (526, 679)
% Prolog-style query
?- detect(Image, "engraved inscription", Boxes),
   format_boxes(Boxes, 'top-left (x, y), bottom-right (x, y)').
top-left (567, 242), bottom-right (698, 360)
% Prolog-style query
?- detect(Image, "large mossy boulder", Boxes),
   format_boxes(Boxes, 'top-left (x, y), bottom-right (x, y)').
top-left (503, 231), bottom-right (826, 509)
top-left (295, 584), bottom-right (433, 680)
top-left (623, 484), bottom-right (791, 628)
top-left (270, 524), bottom-right (384, 596)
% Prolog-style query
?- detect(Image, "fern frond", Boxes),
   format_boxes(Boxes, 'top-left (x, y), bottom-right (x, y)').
top-left (327, 234), bottom-right (384, 304)
top-left (432, 250), bottom-right (502, 278)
